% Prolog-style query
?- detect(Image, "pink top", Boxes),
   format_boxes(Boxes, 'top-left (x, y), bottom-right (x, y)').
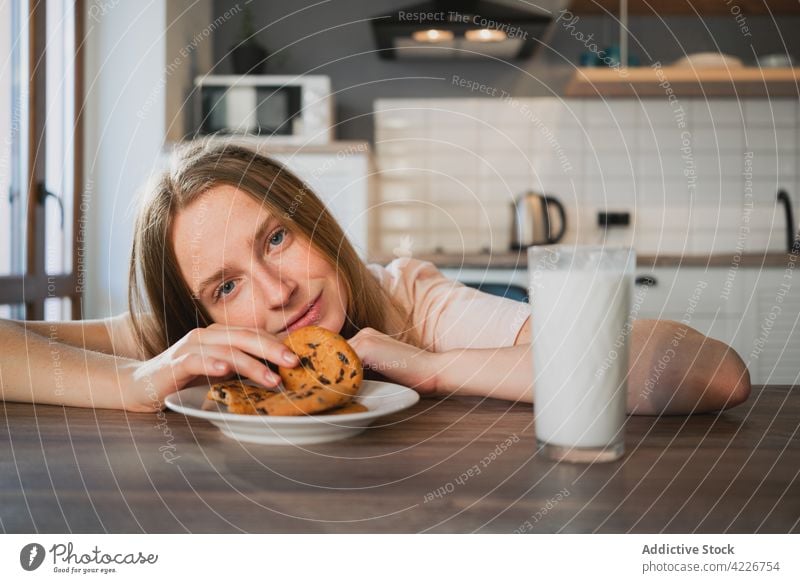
top-left (366, 257), bottom-right (530, 353)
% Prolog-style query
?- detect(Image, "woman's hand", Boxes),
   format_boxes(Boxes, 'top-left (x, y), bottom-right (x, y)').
top-left (348, 328), bottom-right (439, 395)
top-left (119, 323), bottom-right (299, 413)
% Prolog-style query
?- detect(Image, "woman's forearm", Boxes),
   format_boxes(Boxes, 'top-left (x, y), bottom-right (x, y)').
top-left (0, 320), bottom-right (136, 410)
top-left (434, 344), bottom-right (534, 403)
top-left (6, 313), bottom-right (141, 357)
top-left (433, 319), bottom-right (751, 415)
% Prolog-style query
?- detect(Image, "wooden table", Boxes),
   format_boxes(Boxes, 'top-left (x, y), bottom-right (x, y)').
top-left (2, 385), bottom-right (798, 533)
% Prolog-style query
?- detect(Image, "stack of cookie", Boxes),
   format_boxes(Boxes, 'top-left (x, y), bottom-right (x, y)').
top-left (207, 326), bottom-right (366, 416)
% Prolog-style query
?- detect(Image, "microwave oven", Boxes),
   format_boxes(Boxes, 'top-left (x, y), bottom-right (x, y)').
top-left (194, 75), bottom-right (334, 144)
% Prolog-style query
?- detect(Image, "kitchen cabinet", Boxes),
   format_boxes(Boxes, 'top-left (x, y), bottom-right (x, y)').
top-left (565, 66), bottom-right (800, 98)
top-left (633, 266), bottom-right (746, 351)
top-left (739, 268), bottom-right (800, 384)
top-left (562, 1), bottom-right (800, 98)
top-left (442, 264), bottom-right (798, 384)
top-left (567, 0), bottom-right (800, 15)
top-left (634, 265), bottom-right (799, 383)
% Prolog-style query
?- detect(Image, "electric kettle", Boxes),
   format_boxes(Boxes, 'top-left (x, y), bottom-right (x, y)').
top-left (510, 191), bottom-right (567, 249)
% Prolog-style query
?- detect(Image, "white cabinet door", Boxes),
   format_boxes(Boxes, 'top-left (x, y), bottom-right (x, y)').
top-left (634, 266), bottom-right (800, 384)
top-left (633, 266), bottom-right (744, 349)
top-left (740, 269), bottom-right (800, 384)
top-left (634, 267), bottom-right (744, 319)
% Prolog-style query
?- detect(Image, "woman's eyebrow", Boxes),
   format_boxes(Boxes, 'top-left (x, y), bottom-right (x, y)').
top-left (197, 265), bottom-right (233, 298)
top-left (248, 215), bottom-right (276, 248)
top-left (196, 214), bottom-right (276, 298)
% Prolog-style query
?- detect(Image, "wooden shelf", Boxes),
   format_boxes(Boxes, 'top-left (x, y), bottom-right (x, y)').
top-left (565, 66), bottom-right (800, 97)
top-left (567, 0), bottom-right (800, 16)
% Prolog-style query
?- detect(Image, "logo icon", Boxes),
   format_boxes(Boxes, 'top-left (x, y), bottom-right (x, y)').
top-left (20, 543), bottom-right (46, 571)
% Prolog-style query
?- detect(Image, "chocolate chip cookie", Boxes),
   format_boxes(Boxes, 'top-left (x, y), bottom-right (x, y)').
top-left (207, 380), bottom-right (278, 415)
top-left (278, 325), bottom-right (363, 410)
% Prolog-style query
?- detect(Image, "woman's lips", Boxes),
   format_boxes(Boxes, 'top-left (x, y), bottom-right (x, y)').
top-left (282, 293), bottom-right (323, 333)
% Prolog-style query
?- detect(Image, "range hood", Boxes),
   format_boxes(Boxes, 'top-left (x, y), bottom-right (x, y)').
top-left (371, 0), bottom-right (552, 60)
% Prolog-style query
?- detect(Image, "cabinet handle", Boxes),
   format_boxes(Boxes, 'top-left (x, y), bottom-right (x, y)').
top-left (635, 275), bottom-right (658, 287)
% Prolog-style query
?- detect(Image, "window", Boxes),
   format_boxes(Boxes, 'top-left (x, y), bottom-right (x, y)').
top-left (0, 0), bottom-right (84, 320)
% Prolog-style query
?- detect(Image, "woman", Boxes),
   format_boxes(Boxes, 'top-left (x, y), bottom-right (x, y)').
top-left (0, 142), bottom-right (751, 414)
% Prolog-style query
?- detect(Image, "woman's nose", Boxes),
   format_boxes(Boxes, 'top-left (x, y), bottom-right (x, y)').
top-left (258, 266), bottom-right (297, 310)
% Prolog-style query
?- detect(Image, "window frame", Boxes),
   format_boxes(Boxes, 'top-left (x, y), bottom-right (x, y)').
top-left (0, 0), bottom-right (85, 320)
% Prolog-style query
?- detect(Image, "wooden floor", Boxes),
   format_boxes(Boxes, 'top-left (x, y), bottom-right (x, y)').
top-left (1, 385), bottom-right (798, 533)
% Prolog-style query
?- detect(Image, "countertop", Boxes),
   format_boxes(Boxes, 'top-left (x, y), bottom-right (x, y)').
top-left (2, 385), bottom-right (798, 533)
top-left (368, 251), bottom-right (797, 269)
top-left (164, 139), bottom-right (371, 156)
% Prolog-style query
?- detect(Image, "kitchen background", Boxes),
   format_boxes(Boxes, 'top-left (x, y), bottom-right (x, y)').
top-left (75, 0), bottom-right (799, 383)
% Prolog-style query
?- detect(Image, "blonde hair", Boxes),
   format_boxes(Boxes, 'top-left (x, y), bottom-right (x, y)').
top-left (128, 141), bottom-right (418, 358)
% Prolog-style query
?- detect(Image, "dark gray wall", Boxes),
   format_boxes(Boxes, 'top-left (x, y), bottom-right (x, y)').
top-left (210, 0), bottom-right (800, 141)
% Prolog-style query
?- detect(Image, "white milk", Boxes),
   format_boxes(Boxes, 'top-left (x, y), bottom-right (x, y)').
top-left (531, 270), bottom-right (631, 448)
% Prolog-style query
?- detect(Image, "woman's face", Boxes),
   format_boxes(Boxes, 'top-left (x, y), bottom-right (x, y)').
top-left (172, 184), bottom-right (348, 338)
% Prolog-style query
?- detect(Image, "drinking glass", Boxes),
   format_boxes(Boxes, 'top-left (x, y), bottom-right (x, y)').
top-left (528, 245), bottom-right (635, 463)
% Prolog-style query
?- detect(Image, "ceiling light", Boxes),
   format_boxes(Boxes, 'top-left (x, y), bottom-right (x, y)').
top-left (371, 1), bottom-right (551, 60)
top-left (412, 29), bottom-right (454, 43)
top-left (464, 28), bottom-right (507, 42)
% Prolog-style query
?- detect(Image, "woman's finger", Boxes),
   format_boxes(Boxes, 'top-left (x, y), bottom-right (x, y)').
top-left (175, 345), bottom-right (283, 387)
top-left (187, 327), bottom-right (299, 367)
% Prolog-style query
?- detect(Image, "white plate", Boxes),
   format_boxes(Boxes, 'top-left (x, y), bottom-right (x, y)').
top-left (164, 380), bottom-right (420, 445)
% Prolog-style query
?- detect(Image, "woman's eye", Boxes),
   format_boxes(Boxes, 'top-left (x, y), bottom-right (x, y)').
top-left (268, 227), bottom-right (287, 249)
top-left (214, 280), bottom-right (236, 301)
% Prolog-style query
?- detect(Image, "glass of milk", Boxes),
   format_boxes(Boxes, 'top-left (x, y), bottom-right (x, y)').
top-left (528, 245), bottom-right (635, 463)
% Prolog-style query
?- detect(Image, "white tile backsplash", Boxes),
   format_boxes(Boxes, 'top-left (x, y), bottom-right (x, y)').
top-left (427, 99), bottom-right (481, 123)
top-left (586, 177), bottom-right (638, 208)
top-left (745, 126), bottom-right (797, 151)
top-left (427, 177), bottom-right (479, 205)
top-left (691, 127), bottom-right (745, 151)
top-left (428, 127), bottom-right (480, 151)
top-left (689, 206), bottom-right (748, 231)
top-left (381, 203), bottom-right (427, 231)
top-left (743, 229), bottom-right (788, 252)
top-left (479, 176), bottom-right (531, 203)
top-left (748, 176), bottom-right (786, 203)
top-left (583, 100), bottom-right (639, 127)
top-left (374, 126), bottom-right (428, 143)
top-left (636, 179), bottom-right (691, 207)
top-left (743, 99), bottom-right (798, 127)
top-left (636, 125), bottom-right (687, 152)
top-left (690, 100), bottom-right (746, 127)
top-left (374, 109), bottom-right (427, 130)
top-left (478, 154), bottom-right (532, 180)
top-left (777, 152), bottom-right (798, 177)
top-left (638, 99), bottom-right (684, 128)
top-left (373, 97), bottom-right (799, 255)
top-left (584, 151), bottom-right (637, 179)
top-left (426, 153), bottom-right (479, 178)
top-left (479, 124), bottom-right (531, 152)
top-left (695, 151), bottom-right (746, 177)
top-left (379, 177), bottom-right (427, 202)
